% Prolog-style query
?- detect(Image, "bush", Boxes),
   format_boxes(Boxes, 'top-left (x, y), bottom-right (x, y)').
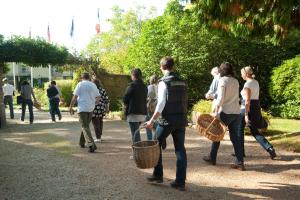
top-left (192, 100), bottom-right (212, 114)
top-left (33, 88), bottom-right (48, 107)
top-left (269, 55), bottom-right (300, 119)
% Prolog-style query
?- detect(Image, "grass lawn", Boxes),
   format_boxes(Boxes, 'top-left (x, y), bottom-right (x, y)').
top-left (266, 118), bottom-right (300, 152)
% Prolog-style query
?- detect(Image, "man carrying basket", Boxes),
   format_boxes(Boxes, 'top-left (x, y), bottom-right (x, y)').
top-left (146, 56), bottom-right (188, 191)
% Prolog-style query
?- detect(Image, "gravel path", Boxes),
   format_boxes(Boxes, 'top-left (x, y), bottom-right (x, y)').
top-left (0, 110), bottom-right (299, 200)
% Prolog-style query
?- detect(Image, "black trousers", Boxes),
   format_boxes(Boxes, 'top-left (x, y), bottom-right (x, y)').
top-left (4, 95), bottom-right (14, 119)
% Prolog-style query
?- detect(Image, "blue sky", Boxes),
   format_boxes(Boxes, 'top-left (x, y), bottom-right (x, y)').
top-left (0, 0), bottom-right (170, 50)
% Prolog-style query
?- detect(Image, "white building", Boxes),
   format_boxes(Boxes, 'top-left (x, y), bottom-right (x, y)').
top-left (5, 63), bottom-right (73, 90)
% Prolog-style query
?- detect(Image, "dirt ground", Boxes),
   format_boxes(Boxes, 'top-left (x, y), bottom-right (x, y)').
top-left (0, 110), bottom-right (299, 200)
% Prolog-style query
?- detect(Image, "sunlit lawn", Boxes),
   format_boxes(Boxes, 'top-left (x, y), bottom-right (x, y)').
top-left (267, 118), bottom-right (300, 152)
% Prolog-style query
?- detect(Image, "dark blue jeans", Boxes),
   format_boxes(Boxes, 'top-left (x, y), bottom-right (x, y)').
top-left (129, 122), bottom-right (142, 143)
top-left (4, 95), bottom-right (14, 119)
top-left (21, 99), bottom-right (34, 123)
top-left (145, 112), bottom-right (157, 140)
top-left (238, 108), bottom-right (272, 154)
top-left (153, 124), bottom-right (187, 185)
top-left (49, 98), bottom-right (61, 121)
top-left (210, 112), bottom-right (243, 164)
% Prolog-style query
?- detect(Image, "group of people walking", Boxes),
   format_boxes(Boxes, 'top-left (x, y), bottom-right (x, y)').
top-left (3, 56), bottom-right (277, 192)
top-left (203, 63), bottom-right (276, 171)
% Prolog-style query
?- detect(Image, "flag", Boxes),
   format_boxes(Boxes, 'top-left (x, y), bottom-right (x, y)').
top-left (47, 24), bottom-right (51, 42)
top-left (95, 8), bottom-right (100, 34)
top-left (70, 18), bottom-right (74, 38)
top-left (29, 26), bottom-right (31, 39)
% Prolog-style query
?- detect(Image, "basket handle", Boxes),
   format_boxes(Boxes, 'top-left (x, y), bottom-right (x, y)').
top-left (133, 123), bottom-right (157, 143)
top-left (204, 117), bottom-right (217, 133)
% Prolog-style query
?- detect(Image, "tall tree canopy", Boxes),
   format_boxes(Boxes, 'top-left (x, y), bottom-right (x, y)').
top-left (0, 36), bottom-right (69, 67)
top-left (189, 0), bottom-right (300, 42)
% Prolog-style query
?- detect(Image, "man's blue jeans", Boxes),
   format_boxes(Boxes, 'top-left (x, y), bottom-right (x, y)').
top-left (145, 112), bottom-right (157, 140)
top-left (49, 98), bottom-right (61, 121)
top-left (210, 112), bottom-right (243, 164)
top-left (129, 122), bottom-right (142, 143)
top-left (21, 99), bottom-right (34, 123)
top-left (238, 108), bottom-right (272, 154)
top-left (153, 124), bottom-right (187, 185)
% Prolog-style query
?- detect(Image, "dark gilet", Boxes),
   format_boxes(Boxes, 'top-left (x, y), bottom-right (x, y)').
top-left (160, 71), bottom-right (188, 127)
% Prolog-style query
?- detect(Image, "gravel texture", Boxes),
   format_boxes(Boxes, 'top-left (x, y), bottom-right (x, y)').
top-left (0, 110), bottom-right (299, 200)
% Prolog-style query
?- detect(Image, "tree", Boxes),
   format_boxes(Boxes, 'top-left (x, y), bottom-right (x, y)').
top-left (188, 0), bottom-right (300, 43)
top-left (124, 0), bottom-right (300, 107)
top-left (85, 5), bottom-right (156, 74)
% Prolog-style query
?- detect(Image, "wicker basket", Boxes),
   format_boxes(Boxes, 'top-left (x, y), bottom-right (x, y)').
top-left (132, 127), bottom-right (160, 169)
top-left (196, 114), bottom-right (227, 142)
top-left (33, 101), bottom-right (42, 111)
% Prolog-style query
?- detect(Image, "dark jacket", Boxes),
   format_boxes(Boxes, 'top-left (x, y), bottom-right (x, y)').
top-left (160, 72), bottom-right (188, 127)
top-left (123, 79), bottom-right (147, 116)
top-left (47, 86), bottom-right (59, 99)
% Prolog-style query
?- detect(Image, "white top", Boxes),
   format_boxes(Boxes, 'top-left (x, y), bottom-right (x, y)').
top-left (3, 83), bottom-right (14, 96)
top-left (73, 80), bottom-right (100, 113)
top-left (241, 79), bottom-right (259, 100)
top-left (154, 81), bottom-right (167, 113)
top-left (148, 84), bottom-right (158, 99)
top-left (127, 114), bottom-right (146, 122)
top-left (215, 76), bottom-right (240, 114)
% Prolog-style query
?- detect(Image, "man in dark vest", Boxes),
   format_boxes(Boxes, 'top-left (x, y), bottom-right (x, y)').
top-left (146, 56), bottom-right (188, 191)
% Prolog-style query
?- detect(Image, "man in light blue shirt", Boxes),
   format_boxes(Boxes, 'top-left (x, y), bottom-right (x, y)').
top-left (69, 72), bottom-right (100, 153)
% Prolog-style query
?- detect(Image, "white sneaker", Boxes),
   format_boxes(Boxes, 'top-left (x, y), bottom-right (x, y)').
top-left (129, 155), bottom-right (134, 160)
top-left (94, 139), bottom-right (101, 143)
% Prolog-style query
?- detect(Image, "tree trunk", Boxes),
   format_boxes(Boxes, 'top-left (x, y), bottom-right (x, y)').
top-left (0, 65), bottom-right (6, 128)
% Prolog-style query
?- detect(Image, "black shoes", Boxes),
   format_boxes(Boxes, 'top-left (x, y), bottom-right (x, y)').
top-left (202, 156), bottom-right (216, 165)
top-left (147, 175), bottom-right (163, 183)
top-left (268, 147), bottom-right (277, 160)
top-left (88, 145), bottom-right (97, 153)
top-left (170, 181), bottom-right (185, 191)
top-left (79, 143), bottom-right (85, 148)
top-left (230, 163), bottom-right (246, 171)
top-left (58, 115), bottom-right (62, 120)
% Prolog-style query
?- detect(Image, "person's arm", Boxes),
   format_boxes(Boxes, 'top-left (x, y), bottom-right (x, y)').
top-left (214, 80), bottom-right (225, 115)
top-left (69, 95), bottom-right (78, 115)
top-left (243, 87), bottom-right (251, 123)
top-left (123, 84), bottom-right (133, 105)
top-left (146, 81), bottom-right (167, 128)
top-left (31, 87), bottom-right (37, 101)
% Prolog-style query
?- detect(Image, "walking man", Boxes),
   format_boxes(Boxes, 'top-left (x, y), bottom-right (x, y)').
top-left (47, 81), bottom-right (62, 122)
top-left (2, 78), bottom-right (14, 119)
top-left (146, 56), bottom-right (188, 191)
top-left (69, 72), bottom-right (100, 153)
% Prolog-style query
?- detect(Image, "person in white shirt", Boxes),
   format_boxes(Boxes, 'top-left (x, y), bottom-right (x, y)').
top-left (203, 62), bottom-right (245, 170)
top-left (3, 78), bottom-right (15, 119)
top-left (205, 66), bottom-right (220, 111)
top-left (69, 72), bottom-right (101, 153)
top-left (239, 66), bottom-right (276, 159)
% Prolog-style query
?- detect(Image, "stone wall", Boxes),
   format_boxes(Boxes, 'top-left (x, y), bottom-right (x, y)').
top-left (100, 73), bottom-right (130, 111)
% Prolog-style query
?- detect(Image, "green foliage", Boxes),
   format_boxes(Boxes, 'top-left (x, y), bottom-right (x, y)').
top-left (55, 80), bottom-right (73, 107)
top-left (0, 36), bottom-right (69, 67)
top-left (124, 1), bottom-right (300, 107)
top-left (269, 55), bottom-right (300, 119)
top-left (85, 6), bottom-right (152, 74)
top-left (33, 88), bottom-right (48, 107)
top-left (190, 0), bottom-right (300, 42)
top-left (192, 100), bottom-right (212, 114)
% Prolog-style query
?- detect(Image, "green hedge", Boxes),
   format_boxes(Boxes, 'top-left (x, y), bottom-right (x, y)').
top-left (269, 55), bottom-right (300, 119)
